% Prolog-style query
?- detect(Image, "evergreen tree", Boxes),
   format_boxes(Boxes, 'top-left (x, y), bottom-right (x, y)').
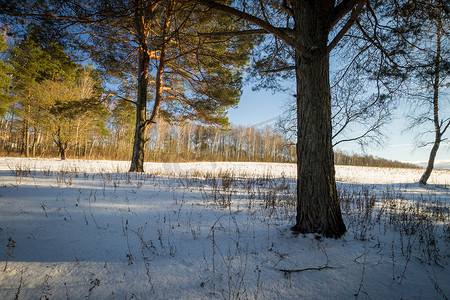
top-left (1, 0), bottom-right (255, 170)
top-left (7, 30), bottom-right (76, 156)
top-left (6, 27), bottom-right (108, 159)
top-left (0, 33), bottom-right (13, 118)
top-left (191, 0), bottom-right (374, 238)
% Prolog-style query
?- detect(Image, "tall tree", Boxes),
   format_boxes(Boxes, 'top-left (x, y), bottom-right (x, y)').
top-left (191, 0), bottom-right (383, 238)
top-left (365, 0), bottom-right (449, 184)
top-left (38, 66), bottom-right (108, 160)
top-left (4, 25), bottom-right (108, 159)
top-left (0, 32), bottom-right (13, 118)
top-left (392, 0), bottom-right (449, 184)
top-left (418, 3), bottom-right (449, 184)
top-left (6, 29), bottom-right (77, 156)
top-left (105, 0), bottom-right (253, 172)
top-left (1, 0), bottom-right (254, 170)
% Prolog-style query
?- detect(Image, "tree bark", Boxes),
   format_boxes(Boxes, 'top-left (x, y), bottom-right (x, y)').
top-left (419, 139), bottom-right (440, 185)
top-left (129, 0), bottom-right (151, 173)
top-left (419, 17), bottom-right (442, 185)
top-left (129, 0), bottom-right (172, 172)
top-left (129, 44), bottom-right (150, 172)
top-left (23, 97), bottom-right (31, 157)
top-left (191, 0), bottom-right (353, 237)
top-left (55, 126), bottom-right (67, 160)
top-left (31, 127), bottom-right (38, 157)
top-left (60, 147), bottom-right (66, 160)
top-left (291, 1), bottom-right (346, 238)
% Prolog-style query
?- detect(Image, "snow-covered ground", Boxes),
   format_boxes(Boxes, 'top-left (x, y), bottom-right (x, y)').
top-left (0, 158), bottom-right (449, 299)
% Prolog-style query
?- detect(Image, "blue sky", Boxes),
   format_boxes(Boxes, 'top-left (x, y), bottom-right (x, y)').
top-left (227, 84), bottom-right (449, 166)
top-left (227, 86), bottom-right (286, 127)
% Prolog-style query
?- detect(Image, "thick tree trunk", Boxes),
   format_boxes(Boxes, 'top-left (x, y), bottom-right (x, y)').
top-left (129, 119), bottom-right (147, 172)
top-left (129, 0), bottom-right (152, 173)
top-left (291, 2), bottom-right (346, 238)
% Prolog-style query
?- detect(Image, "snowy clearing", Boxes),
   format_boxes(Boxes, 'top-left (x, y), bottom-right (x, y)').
top-left (0, 158), bottom-right (449, 299)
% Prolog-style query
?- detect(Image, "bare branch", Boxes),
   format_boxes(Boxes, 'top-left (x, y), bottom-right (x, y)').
top-left (355, 20), bottom-right (399, 68)
top-left (198, 27), bottom-right (295, 39)
top-left (192, 0), bottom-right (312, 58)
top-left (276, 265), bottom-right (333, 273)
top-left (104, 92), bottom-right (136, 105)
top-left (259, 66), bottom-right (295, 75)
top-left (330, 0), bottom-right (365, 29)
top-left (327, 0), bottom-right (366, 53)
top-left (441, 120), bottom-right (450, 136)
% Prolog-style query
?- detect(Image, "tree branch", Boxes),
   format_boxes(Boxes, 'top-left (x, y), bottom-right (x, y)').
top-left (198, 29), bottom-right (269, 38)
top-left (276, 265), bottom-right (333, 273)
top-left (330, 0), bottom-right (364, 29)
top-left (198, 28), bottom-right (294, 38)
top-left (192, 0), bottom-right (312, 58)
top-left (104, 92), bottom-right (136, 105)
top-left (441, 120), bottom-right (450, 136)
top-left (355, 20), bottom-right (399, 68)
top-left (327, 0), bottom-right (366, 53)
top-left (21, 12), bottom-right (138, 38)
top-left (259, 66), bottom-right (295, 75)
top-left (281, 0), bottom-right (294, 18)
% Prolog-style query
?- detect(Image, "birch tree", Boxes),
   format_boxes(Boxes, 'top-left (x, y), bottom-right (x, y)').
top-left (391, 0), bottom-right (449, 184)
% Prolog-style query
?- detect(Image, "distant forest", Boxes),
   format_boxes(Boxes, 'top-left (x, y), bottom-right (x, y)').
top-left (0, 18), bottom-right (425, 172)
top-left (0, 117), bottom-right (418, 169)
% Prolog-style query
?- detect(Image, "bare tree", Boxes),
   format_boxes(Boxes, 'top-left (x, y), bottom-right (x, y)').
top-left (380, 0), bottom-right (450, 184)
top-left (275, 68), bottom-right (392, 149)
top-left (410, 2), bottom-right (449, 184)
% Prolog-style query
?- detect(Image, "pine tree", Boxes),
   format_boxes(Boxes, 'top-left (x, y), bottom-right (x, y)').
top-left (1, 0), bottom-right (255, 169)
top-left (6, 27), bottom-right (108, 159)
top-left (0, 33), bottom-right (13, 118)
top-left (7, 30), bottom-right (76, 156)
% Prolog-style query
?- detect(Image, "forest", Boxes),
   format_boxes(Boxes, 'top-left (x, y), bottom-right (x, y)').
top-left (0, 104), bottom-right (418, 168)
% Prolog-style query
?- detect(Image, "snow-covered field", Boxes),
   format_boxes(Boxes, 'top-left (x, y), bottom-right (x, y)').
top-left (0, 157), bottom-right (449, 299)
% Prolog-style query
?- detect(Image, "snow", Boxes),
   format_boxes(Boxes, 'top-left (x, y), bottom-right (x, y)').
top-left (0, 157), bottom-right (449, 299)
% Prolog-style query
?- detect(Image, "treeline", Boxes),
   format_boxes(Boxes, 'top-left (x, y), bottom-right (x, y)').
top-left (1, 109), bottom-right (418, 168)
top-left (335, 151), bottom-right (419, 169)
top-left (0, 29), bottom-right (418, 169)
top-left (0, 115), bottom-right (296, 162)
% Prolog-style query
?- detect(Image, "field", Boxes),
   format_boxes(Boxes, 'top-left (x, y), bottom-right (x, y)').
top-left (0, 157), bottom-right (449, 299)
